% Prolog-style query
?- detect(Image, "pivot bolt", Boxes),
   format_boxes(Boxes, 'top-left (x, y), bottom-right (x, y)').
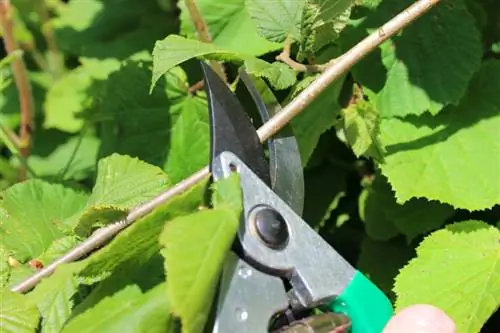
top-left (250, 205), bottom-right (289, 249)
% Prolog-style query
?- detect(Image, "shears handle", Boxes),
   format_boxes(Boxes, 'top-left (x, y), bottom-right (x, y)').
top-left (329, 270), bottom-right (393, 333)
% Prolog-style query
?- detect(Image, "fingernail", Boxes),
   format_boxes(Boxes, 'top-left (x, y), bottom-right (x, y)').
top-left (383, 304), bottom-right (456, 333)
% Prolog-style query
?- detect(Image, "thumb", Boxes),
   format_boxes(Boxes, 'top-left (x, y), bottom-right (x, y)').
top-left (382, 304), bottom-right (456, 333)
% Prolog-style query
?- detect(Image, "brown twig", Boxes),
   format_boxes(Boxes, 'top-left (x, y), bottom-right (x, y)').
top-left (12, 0), bottom-right (442, 294)
top-left (188, 79), bottom-right (204, 94)
top-left (276, 37), bottom-right (336, 73)
top-left (184, 0), bottom-right (226, 82)
top-left (0, 0), bottom-right (34, 181)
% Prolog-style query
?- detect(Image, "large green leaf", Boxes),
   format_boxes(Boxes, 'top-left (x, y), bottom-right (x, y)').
top-left (98, 62), bottom-right (210, 183)
top-left (394, 220), bottom-right (500, 333)
top-left (43, 59), bottom-right (121, 133)
top-left (62, 284), bottom-right (174, 333)
top-left (0, 289), bottom-right (40, 333)
top-left (380, 60), bottom-right (500, 210)
top-left (343, 0), bottom-right (482, 117)
top-left (245, 0), bottom-right (304, 43)
top-left (360, 173), bottom-right (454, 242)
top-left (73, 154), bottom-right (171, 235)
top-left (0, 180), bottom-right (88, 261)
top-left (179, 0), bottom-right (281, 55)
top-left (52, 0), bottom-right (174, 59)
top-left (160, 174), bottom-right (242, 333)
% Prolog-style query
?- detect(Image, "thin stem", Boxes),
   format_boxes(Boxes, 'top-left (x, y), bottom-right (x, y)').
top-left (0, 0), bottom-right (35, 181)
top-left (11, 0), bottom-right (442, 294)
top-left (36, 0), bottom-right (64, 78)
top-left (0, 122), bottom-right (37, 177)
top-left (276, 37), bottom-right (332, 73)
top-left (184, 0), bottom-right (226, 82)
top-left (57, 125), bottom-right (88, 181)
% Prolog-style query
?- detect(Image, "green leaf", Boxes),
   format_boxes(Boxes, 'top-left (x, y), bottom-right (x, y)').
top-left (43, 59), bottom-right (121, 133)
top-left (359, 187), bottom-right (399, 241)
top-left (28, 135), bottom-right (100, 181)
top-left (360, 173), bottom-right (454, 242)
top-left (98, 62), bottom-right (210, 182)
top-left (37, 236), bottom-right (80, 268)
top-left (244, 58), bottom-right (297, 90)
top-left (394, 220), bottom-right (500, 333)
top-left (179, 0), bottom-right (281, 55)
top-left (0, 289), bottom-right (40, 333)
top-left (343, 0), bottom-right (482, 117)
top-left (289, 74), bottom-right (346, 165)
top-left (62, 284), bottom-right (174, 333)
top-left (342, 98), bottom-right (384, 162)
top-left (78, 175), bottom-right (208, 280)
top-left (245, 0), bottom-right (304, 43)
top-left (160, 175), bottom-right (242, 333)
top-left (300, 0), bottom-right (353, 56)
top-left (0, 180), bottom-right (88, 261)
top-left (52, 0), bottom-right (174, 59)
top-left (73, 154), bottom-right (171, 235)
top-left (27, 263), bottom-right (85, 333)
top-left (151, 35), bottom-right (245, 90)
top-left (380, 60), bottom-right (500, 211)
top-left (357, 237), bottom-right (415, 300)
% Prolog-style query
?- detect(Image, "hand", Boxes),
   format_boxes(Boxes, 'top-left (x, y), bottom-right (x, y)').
top-left (382, 304), bottom-right (456, 333)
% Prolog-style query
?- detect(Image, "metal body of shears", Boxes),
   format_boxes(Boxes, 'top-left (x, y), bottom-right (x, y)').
top-left (201, 62), bottom-right (393, 333)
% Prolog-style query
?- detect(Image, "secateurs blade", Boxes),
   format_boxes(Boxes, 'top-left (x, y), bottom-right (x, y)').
top-left (201, 61), bottom-right (393, 333)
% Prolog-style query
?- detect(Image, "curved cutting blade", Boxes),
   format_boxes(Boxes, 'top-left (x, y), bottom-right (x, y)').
top-left (201, 62), bottom-right (270, 186)
top-left (238, 70), bottom-right (304, 217)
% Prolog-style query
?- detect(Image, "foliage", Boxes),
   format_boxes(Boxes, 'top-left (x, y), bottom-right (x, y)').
top-left (0, 0), bottom-right (498, 332)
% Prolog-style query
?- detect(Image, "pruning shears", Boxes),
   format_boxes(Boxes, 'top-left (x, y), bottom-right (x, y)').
top-left (201, 61), bottom-right (393, 333)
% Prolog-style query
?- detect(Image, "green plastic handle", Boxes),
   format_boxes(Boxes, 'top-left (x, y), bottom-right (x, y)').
top-left (329, 270), bottom-right (393, 333)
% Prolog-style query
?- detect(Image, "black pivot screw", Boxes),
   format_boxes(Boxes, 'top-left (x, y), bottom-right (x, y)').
top-left (250, 205), bottom-right (289, 249)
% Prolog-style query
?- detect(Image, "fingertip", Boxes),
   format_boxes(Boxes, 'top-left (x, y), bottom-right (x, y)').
top-left (383, 304), bottom-right (456, 333)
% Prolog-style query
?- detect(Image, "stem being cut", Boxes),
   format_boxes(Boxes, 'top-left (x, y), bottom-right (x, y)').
top-left (0, 0), bottom-right (35, 181)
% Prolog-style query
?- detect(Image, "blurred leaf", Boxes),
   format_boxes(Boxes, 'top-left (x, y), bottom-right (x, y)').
top-left (52, 0), bottom-right (174, 59)
top-left (289, 74), bottom-right (346, 165)
top-left (357, 237), bottom-right (415, 300)
top-left (0, 180), bottom-right (88, 262)
top-left (179, 0), bottom-right (281, 55)
top-left (44, 59), bottom-right (121, 133)
top-left (62, 284), bottom-right (174, 333)
top-left (28, 135), bottom-right (100, 181)
top-left (360, 173), bottom-right (454, 242)
top-left (0, 289), bottom-right (40, 333)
